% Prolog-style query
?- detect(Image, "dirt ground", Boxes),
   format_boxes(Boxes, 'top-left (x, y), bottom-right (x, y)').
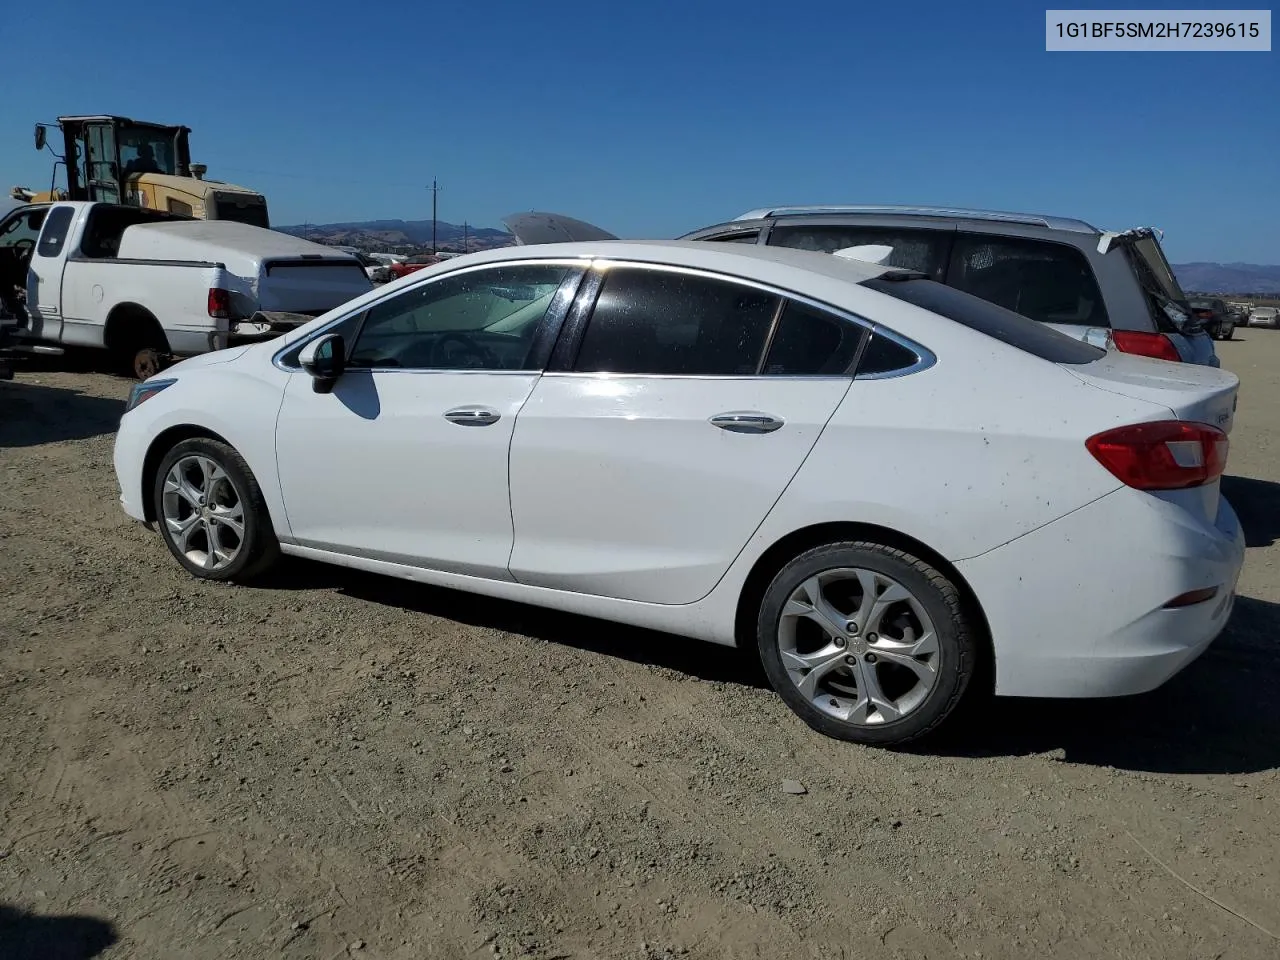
top-left (2, 336), bottom-right (1279, 960)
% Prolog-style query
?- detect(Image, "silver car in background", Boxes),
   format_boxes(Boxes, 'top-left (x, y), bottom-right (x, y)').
top-left (1249, 306), bottom-right (1280, 329)
top-left (681, 206), bottom-right (1221, 367)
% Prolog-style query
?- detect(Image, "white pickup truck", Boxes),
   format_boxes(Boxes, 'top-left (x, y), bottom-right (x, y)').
top-left (0, 201), bottom-right (372, 378)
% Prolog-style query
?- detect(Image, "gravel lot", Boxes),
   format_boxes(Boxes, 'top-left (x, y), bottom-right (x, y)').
top-left (2, 336), bottom-right (1279, 960)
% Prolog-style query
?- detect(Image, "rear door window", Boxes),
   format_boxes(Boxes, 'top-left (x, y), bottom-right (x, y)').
top-left (948, 234), bottom-right (1108, 327)
top-left (761, 300), bottom-right (865, 376)
top-left (766, 224), bottom-right (951, 281)
top-left (572, 268), bottom-right (779, 375)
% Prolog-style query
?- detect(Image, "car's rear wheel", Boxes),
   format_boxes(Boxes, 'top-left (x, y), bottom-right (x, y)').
top-left (757, 541), bottom-right (977, 746)
top-left (153, 438), bottom-right (280, 582)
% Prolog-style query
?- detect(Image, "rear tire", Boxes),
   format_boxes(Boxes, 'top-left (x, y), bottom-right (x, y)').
top-left (130, 344), bottom-right (167, 380)
top-left (152, 437), bottom-right (280, 582)
top-left (757, 540), bottom-right (977, 746)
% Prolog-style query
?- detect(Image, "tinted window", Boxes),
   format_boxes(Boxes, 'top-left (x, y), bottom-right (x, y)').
top-left (36, 207), bottom-right (75, 258)
top-left (948, 234), bottom-right (1108, 327)
top-left (857, 333), bottom-right (922, 376)
top-left (573, 268), bottom-right (779, 375)
top-left (863, 277), bottom-right (1105, 365)
top-left (348, 264), bottom-right (574, 370)
top-left (762, 300), bottom-right (865, 376)
top-left (768, 224), bottom-right (949, 280)
top-left (712, 231), bottom-right (760, 244)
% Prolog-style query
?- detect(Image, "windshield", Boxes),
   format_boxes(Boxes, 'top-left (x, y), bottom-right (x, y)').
top-left (118, 126), bottom-right (178, 177)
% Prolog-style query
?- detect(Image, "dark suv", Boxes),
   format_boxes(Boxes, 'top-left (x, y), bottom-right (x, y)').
top-left (679, 205), bottom-right (1219, 367)
top-left (1187, 297), bottom-right (1236, 341)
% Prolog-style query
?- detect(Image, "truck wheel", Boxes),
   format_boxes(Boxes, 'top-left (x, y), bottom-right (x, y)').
top-left (131, 345), bottom-right (167, 380)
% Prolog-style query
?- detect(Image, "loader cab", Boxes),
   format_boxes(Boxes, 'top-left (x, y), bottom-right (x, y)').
top-left (51, 116), bottom-right (190, 206)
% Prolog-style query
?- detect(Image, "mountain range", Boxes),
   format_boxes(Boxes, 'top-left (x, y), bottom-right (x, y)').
top-left (275, 218), bottom-right (514, 251)
top-left (1171, 262), bottom-right (1280, 295)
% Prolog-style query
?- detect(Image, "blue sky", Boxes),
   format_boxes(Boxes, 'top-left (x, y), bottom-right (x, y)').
top-left (1, 0), bottom-right (1276, 262)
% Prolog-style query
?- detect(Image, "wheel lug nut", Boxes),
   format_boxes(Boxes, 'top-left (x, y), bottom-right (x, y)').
top-left (865, 653), bottom-right (878, 664)
top-left (844, 655), bottom-right (857, 666)
top-left (833, 637), bottom-right (846, 648)
top-left (846, 622), bottom-right (859, 635)
top-left (867, 633), bottom-right (878, 643)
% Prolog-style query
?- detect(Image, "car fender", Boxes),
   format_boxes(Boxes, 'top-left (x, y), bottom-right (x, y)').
top-left (131, 364), bottom-right (291, 536)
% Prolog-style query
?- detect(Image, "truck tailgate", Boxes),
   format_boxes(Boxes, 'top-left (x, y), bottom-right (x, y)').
top-left (258, 259), bottom-right (372, 314)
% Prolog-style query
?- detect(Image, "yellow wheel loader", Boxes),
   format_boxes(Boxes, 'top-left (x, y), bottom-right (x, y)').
top-left (10, 116), bottom-right (270, 226)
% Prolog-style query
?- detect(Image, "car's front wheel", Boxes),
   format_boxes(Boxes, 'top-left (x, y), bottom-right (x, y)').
top-left (757, 540), bottom-right (978, 746)
top-left (153, 437), bottom-right (280, 582)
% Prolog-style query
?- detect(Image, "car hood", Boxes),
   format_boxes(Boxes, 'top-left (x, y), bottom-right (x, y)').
top-left (163, 345), bottom-right (252, 376)
top-left (501, 212), bottom-right (619, 244)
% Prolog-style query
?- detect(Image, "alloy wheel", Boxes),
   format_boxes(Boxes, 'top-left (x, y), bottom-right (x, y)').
top-left (161, 455), bottom-right (245, 571)
top-left (777, 567), bottom-right (939, 725)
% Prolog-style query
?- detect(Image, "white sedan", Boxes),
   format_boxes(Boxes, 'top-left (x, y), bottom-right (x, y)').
top-left (113, 240), bottom-right (1245, 745)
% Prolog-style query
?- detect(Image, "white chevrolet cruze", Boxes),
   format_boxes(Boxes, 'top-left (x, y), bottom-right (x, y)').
top-left (113, 241), bottom-right (1245, 745)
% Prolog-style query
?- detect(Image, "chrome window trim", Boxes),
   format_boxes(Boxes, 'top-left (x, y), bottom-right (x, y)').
top-left (856, 324), bottom-right (937, 380)
top-left (541, 371), bottom-right (854, 382)
top-left (271, 258), bottom-right (591, 373)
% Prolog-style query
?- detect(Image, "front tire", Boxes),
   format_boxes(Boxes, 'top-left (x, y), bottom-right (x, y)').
top-left (757, 541), bottom-right (977, 746)
top-left (153, 438), bottom-right (280, 582)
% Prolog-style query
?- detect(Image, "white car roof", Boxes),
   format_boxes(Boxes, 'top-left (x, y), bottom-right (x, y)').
top-left (406, 238), bottom-right (899, 285)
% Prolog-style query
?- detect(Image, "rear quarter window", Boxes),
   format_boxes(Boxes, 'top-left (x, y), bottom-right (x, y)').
top-left (947, 234), bottom-right (1109, 327)
top-left (862, 277), bottom-right (1105, 365)
top-left (35, 207), bottom-right (75, 258)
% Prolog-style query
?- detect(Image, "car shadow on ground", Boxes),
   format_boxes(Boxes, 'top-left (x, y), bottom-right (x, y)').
top-left (261, 560), bottom-right (768, 687)
top-left (0, 380), bottom-right (125, 448)
top-left (1221, 474), bottom-right (1280, 547)
top-left (922, 594), bottom-right (1280, 775)
top-left (0, 904), bottom-right (118, 960)
top-left (263, 560), bottom-right (1280, 774)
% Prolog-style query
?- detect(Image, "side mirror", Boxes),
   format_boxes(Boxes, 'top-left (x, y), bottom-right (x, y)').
top-left (34, 125), bottom-right (46, 151)
top-left (298, 333), bottom-right (346, 393)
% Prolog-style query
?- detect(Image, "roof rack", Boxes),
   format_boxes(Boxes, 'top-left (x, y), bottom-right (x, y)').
top-left (731, 205), bottom-right (1099, 234)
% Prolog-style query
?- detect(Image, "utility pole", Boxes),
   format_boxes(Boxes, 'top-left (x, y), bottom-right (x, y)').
top-left (463, 221), bottom-right (469, 253)
top-left (427, 179), bottom-right (440, 254)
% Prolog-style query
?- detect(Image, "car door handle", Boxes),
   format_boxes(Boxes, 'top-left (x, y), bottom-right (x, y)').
top-left (709, 411), bottom-right (784, 434)
top-left (443, 406), bottom-right (501, 426)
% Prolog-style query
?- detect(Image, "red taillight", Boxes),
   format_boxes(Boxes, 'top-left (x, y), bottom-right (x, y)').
top-left (1086, 421), bottom-right (1229, 490)
top-left (208, 288), bottom-right (232, 319)
top-left (1111, 330), bottom-right (1181, 362)
top-left (1193, 309), bottom-right (1214, 321)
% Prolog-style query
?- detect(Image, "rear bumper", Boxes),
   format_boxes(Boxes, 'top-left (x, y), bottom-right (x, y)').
top-left (957, 487), bottom-right (1245, 699)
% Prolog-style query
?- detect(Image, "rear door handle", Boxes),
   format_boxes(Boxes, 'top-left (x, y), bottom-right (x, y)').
top-left (443, 406), bottom-right (501, 426)
top-left (709, 411), bottom-right (784, 434)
